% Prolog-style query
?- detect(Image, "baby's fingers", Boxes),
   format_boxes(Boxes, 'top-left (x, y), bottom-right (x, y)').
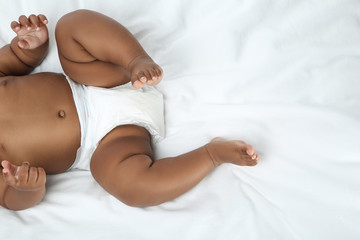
top-left (17, 39), bottom-right (30, 49)
top-left (2, 167), bottom-right (17, 187)
top-left (37, 14), bottom-right (48, 25)
top-left (27, 167), bottom-right (38, 184)
top-left (16, 162), bottom-right (30, 183)
top-left (10, 21), bottom-right (21, 32)
top-left (37, 167), bottom-right (46, 185)
top-left (29, 14), bottom-right (40, 30)
top-left (18, 15), bottom-right (31, 30)
top-left (27, 167), bottom-right (46, 186)
top-left (1, 160), bottom-right (19, 177)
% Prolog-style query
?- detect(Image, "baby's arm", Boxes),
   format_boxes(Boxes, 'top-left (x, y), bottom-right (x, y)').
top-left (0, 14), bottom-right (49, 77)
top-left (0, 161), bottom-right (46, 211)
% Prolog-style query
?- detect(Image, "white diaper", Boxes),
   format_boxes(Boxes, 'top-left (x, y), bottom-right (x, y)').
top-left (66, 77), bottom-right (165, 171)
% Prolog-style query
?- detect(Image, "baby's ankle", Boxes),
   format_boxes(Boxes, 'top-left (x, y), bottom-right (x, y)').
top-left (204, 143), bottom-right (222, 167)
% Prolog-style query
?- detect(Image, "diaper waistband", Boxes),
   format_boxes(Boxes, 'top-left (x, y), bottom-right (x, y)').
top-left (66, 76), bottom-right (88, 169)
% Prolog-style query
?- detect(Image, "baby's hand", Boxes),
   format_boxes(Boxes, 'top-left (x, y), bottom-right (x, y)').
top-left (11, 14), bottom-right (49, 50)
top-left (1, 160), bottom-right (46, 192)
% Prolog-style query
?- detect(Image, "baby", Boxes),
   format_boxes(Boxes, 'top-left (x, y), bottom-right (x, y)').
top-left (0, 10), bottom-right (259, 210)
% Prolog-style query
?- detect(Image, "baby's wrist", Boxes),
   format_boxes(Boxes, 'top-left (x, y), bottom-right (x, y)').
top-left (12, 184), bottom-right (46, 193)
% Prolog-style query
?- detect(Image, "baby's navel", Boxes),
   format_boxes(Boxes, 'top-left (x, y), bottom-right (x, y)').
top-left (58, 110), bottom-right (66, 118)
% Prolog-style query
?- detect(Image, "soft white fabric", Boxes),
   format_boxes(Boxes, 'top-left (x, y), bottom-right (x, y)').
top-left (66, 77), bottom-right (164, 171)
top-left (0, 0), bottom-right (359, 240)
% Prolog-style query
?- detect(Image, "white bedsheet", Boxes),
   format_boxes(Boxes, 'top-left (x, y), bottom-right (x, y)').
top-left (1, 0), bottom-right (359, 239)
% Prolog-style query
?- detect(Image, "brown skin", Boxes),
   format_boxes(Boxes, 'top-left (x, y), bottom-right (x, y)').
top-left (0, 10), bottom-right (259, 211)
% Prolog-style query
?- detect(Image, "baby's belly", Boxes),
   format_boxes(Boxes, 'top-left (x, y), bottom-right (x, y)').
top-left (0, 73), bottom-right (81, 174)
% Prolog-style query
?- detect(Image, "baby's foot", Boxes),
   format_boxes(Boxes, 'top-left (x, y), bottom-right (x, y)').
top-left (205, 138), bottom-right (259, 167)
top-left (128, 54), bottom-right (163, 89)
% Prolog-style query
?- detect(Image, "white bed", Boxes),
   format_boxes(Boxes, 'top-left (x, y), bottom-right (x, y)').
top-left (1, 0), bottom-right (359, 239)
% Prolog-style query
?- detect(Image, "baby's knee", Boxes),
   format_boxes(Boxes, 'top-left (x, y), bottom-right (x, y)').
top-left (56, 10), bottom-right (93, 36)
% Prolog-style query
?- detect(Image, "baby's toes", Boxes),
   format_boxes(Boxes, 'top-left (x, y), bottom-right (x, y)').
top-left (137, 71), bottom-right (147, 83)
top-left (143, 70), bottom-right (153, 82)
top-left (245, 145), bottom-right (255, 156)
top-left (211, 137), bottom-right (226, 143)
top-left (132, 80), bottom-right (144, 89)
top-left (155, 66), bottom-right (163, 76)
top-left (246, 157), bottom-right (258, 166)
top-left (149, 68), bottom-right (158, 81)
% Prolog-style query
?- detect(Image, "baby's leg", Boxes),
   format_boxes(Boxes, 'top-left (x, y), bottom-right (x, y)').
top-left (90, 126), bottom-right (259, 207)
top-left (56, 10), bottom-right (162, 88)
